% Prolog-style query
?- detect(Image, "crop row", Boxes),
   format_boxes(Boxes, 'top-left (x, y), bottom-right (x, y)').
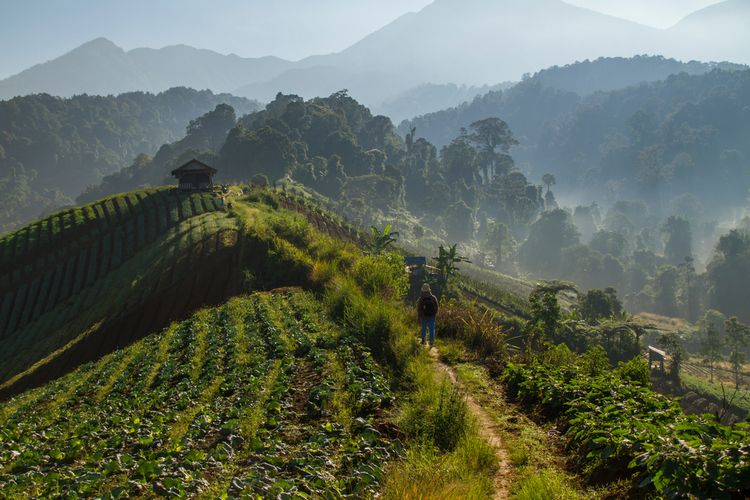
top-left (0, 188), bottom-right (221, 291)
top-left (456, 274), bottom-right (531, 318)
top-left (0, 189), bottom-right (222, 343)
top-left (503, 361), bottom-right (750, 497)
top-left (0, 290), bottom-right (395, 497)
top-left (0, 211), bottom-right (238, 385)
top-left (0, 189), bottom-right (223, 340)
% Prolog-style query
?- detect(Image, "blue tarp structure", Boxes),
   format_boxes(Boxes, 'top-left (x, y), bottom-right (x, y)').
top-left (404, 256), bottom-right (427, 266)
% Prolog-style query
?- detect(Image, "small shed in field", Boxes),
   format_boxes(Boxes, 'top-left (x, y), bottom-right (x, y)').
top-left (171, 159), bottom-right (217, 192)
top-left (648, 345), bottom-right (667, 374)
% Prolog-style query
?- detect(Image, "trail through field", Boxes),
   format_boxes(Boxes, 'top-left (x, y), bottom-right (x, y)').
top-left (428, 346), bottom-right (512, 500)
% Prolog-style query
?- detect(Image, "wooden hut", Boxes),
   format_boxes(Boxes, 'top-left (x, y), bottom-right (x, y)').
top-left (171, 159), bottom-right (217, 192)
top-left (648, 345), bottom-right (667, 374)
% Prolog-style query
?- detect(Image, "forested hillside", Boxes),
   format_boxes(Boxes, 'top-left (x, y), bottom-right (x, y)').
top-left (375, 56), bottom-right (742, 122)
top-left (0, 88), bottom-right (259, 232)
top-left (536, 69), bottom-right (750, 205)
top-left (3, 2), bottom-right (750, 497)
top-left (399, 57), bottom-right (746, 149)
top-left (80, 85), bottom-right (750, 327)
top-left (401, 67), bottom-right (750, 216)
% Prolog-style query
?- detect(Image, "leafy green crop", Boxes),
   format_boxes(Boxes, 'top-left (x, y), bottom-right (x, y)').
top-left (503, 361), bottom-right (750, 497)
top-left (0, 291), bottom-right (396, 497)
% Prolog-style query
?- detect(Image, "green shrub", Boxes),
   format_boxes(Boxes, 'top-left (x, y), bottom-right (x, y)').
top-left (581, 344), bottom-right (610, 376)
top-left (500, 359), bottom-right (750, 497)
top-left (616, 356), bottom-right (651, 387)
top-left (541, 344), bottom-right (576, 368)
top-left (266, 212), bottom-right (312, 248)
top-left (251, 173), bottom-right (269, 186)
top-left (439, 342), bottom-right (468, 366)
top-left (243, 189), bottom-right (279, 209)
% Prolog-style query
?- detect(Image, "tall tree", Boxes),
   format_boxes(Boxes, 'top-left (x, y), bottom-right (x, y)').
top-left (483, 221), bottom-right (514, 269)
top-left (467, 117), bottom-right (518, 182)
top-left (184, 103), bottom-right (237, 151)
top-left (519, 209), bottom-right (580, 276)
top-left (700, 322), bottom-right (723, 383)
top-left (707, 230), bottom-right (750, 322)
top-left (724, 317), bottom-right (750, 389)
top-left (662, 216), bottom-right (692, 266)
top-left (654, 265), bottom-right (680, 317)
top-left (440, 136), bottom-right (479, 190)
top-left (658, 331), bottom-right (686, 383)
top-left (678, 256), bottom-right (698, 322)
top-left (542, 173), bottom-right (556, 194)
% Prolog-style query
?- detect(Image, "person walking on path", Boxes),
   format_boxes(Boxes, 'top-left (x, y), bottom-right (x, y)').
top-left (417, 283), bottom-right (439, 346)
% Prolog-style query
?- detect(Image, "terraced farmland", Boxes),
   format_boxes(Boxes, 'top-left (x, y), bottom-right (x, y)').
top-left (0, 189), bottom-right (241, 397)
top-left (0, 291), bottom-right (394, 497)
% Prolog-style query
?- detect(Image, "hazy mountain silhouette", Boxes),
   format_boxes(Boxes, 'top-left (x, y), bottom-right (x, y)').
top-left (0, 38), bottom-right (293, 99)
top-left (669, 0), bottom-right (750, 64)
top-left (529, 55), bottom-right (744, 96)
top-left (235, 0), bottom-right (665, 103)
top-left (1, 0), bottom-right (748, 107)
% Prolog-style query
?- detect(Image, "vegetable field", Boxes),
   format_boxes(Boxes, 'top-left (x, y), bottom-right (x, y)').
top-left (0, 189), bottom-right (240, 396)
top-left (0, 291), bottom-right (394, 498)
top-left (503, 360), bottom-right (750, 497)
top-left (0, 188), bottom-right (221, 337)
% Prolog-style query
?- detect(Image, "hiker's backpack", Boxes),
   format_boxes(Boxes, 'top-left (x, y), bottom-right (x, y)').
top-left (421, 295), bottom-right (438, 317)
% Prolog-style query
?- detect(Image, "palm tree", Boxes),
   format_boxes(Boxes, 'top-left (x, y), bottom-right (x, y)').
top-left (542, 173), bottom-right (556, 194)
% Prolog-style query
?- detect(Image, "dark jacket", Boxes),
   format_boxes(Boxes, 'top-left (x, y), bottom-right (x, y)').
top-left (417, 292), bottom-right (439, 319)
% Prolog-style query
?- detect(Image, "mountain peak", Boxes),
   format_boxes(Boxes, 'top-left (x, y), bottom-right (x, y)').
top-left (76, 37), bottom-right (122, 52)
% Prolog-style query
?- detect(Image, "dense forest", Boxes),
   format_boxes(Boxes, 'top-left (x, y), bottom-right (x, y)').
top-left (399, 56), bottom-right (745, 147)
top-left (402, 64), bottom-right (750, 220)
top-left (77, 83), bottom-right (750, 330)
top-left (0, 88), bottom-right (259, 231)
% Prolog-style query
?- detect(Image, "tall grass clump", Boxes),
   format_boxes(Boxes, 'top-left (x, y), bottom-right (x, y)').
top-left (351, 253), bottom-right (408, 301)
top-left (438, 300), bottom-right (509, 359)
top-left (381, 435), bottom-right (496, 500)
top-left (512, 470), bottom-right (582, 500)
top-left (401, 381), bottom-right (469, 451)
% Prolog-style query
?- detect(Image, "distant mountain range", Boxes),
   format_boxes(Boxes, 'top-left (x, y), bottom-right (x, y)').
top-left (0, 38), bottom-right (294, 99)
top-left (0, 0), bottom-right (748, 112)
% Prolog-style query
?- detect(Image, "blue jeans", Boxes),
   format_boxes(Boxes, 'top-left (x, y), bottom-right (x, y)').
top-left (421, 317), bottom-right (436, 344)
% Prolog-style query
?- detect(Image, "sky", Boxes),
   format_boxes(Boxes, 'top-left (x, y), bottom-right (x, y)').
top-left (0, 0), bottom-right (725, 80)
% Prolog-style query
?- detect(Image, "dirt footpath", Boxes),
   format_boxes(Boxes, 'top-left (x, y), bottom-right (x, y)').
top-left (428, 347), bottom-right (512, 500)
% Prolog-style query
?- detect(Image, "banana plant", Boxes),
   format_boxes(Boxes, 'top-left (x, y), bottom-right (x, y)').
top-left (368, 224), bottom-right (399, 254)
top-left (434, 244), bottom-right (471, 288)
